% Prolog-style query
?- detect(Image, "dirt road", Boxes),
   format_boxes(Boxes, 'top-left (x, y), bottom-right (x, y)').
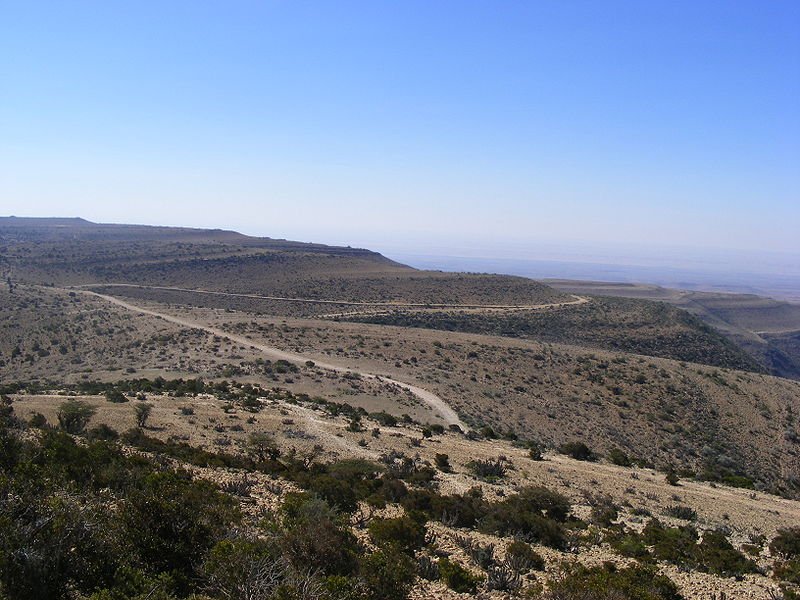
top-left (76, 289), bottom-right (468, 430)
top-left (76, 283), bottom-right (589, 311)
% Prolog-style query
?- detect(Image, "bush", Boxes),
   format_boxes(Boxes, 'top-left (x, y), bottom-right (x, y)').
top-left (438, 558), bottom-right (482, 594)
top-left (279, 493), bottom-right (359, 577)
top-left (306, 474), bottom-right (359, 514)
top-left (202, 537), bottom-right (284, 600)
top-left (590, 496), bottom-right (620, 527)
top-left (434, 453), bottom-right (452, 473)
top-left (663, 505), bottom-right (697, 521)
top-left (28, 412), bottom-right (47, 428)
top-left (774, 558), bottom-right (800, 584)
top-left (120, 471), bottom-right (240, 591)
top-left (642, 519), bottom-right (698, 566)
top-left (696, 529), bottom-right (758, 577)
top-left (479, 486), bottom-right (571, 549)
top-left (0, 429), bottom-right (239, 600)
top-left (368, 516), bottom-right (426, 555)
top-left (359, 547), bottom-right (415, 600)
top-left (370, 411), bottom-right (397, 427)
top-left (466, 458), bottom-right (506, 480)
top-left (664, 467), bottom-right (680, 486)
top-left (57, 400), bottom-right (96, 434)
top-left (608, 532), bottom-right (651, 561)
top-left (486, 563), bottom-right (520, 592)
top-left (772, 527), bottom-right (800, 559)
top-left (246, 432), bottom-right (280, 462)
top-left (527, 441), bottom-right (544, 461)
top-left (544, 562), bottom-right (682, 600)
top-left (505, 540), bottom-right (544, 573)
top-left (86, 424), bottom-right (119, 442)
top-left (105, 390), bottom-right (128, 403)
top-left (558, 441), bottom-right (596, 462)
top-left (607, 447), bottom-right (632, 467)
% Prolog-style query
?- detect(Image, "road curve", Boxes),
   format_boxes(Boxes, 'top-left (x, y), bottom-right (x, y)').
top-left (75, 283), bottom-right (588, 311)
top-left (77, 289), bottom-right (468, 430)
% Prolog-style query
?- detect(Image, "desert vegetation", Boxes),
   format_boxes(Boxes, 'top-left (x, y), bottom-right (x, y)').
top-left (2, 218), bottom-right (799, 599)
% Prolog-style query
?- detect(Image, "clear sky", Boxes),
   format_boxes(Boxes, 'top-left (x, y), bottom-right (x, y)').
top-left (1, 1), bottom-right (798, 255)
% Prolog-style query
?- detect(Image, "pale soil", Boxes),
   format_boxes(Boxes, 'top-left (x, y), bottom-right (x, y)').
top-left (11, 389), bottom-right (796, 600)
top-left (92, 293), bottom-right (799, 493)
top-left (78, 289), bottom-right (467, 430)
top-left (4, 284), bottom-right (800, 597)
top-left (4, 284), bottom-right (798, 496)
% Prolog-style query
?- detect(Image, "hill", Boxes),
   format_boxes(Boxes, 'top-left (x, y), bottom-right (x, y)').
top-left (3, 217), bottom-right (800, 598)
top-left (548, 280), bottom-right (800, 380)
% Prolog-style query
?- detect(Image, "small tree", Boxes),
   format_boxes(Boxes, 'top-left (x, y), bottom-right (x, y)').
top-left (57, 400), bottom-right (96, 434)
top-left (246, 432), bottom-right (280, 462)
top-left (134, 403), bottom-right (153, 428)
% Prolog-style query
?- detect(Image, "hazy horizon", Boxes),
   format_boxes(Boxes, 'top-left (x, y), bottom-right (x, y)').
top-left (4, 213), bottom-right (800, 302)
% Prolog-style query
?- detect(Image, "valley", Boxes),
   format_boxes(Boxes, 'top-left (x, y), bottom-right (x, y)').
top-left (2, 217), bottom-right (799, 600)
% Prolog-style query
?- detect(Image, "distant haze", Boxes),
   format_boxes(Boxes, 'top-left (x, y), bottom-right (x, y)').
top-left (302, 234), bottom-right (800, 302)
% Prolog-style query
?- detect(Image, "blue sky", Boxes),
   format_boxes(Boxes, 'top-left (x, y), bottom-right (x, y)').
top-left (1, 1), bottom-right (798, 255)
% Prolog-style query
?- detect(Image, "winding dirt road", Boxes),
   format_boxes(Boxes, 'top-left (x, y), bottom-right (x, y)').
top-left (75, 289), bottom-right (468, 430)
top-left (75, 283), bottom-right (589, 311)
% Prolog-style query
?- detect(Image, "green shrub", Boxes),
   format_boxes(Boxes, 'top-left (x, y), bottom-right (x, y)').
top-left (86, 424), bottom-right (119, 441)
top-left (772, 527), bottom-right (800, 559)
top-left (642, 519), bottom-right (698, 566)
top-left (104, 390), bottom-right (128, 403)
top-left (774, 558), bottom-right (800, 584)
top-left (558, 441), bottom-right (596, 462)
top-left (368, 516), bottom-right (426, 555)
top-left (370, 411), bottom-right (397, 427)
top-left (544, 562), bottom-right (682, 600)
top-left (322, 575), bottom-right (365, 600)
top-left (663, 505), bottom-right (697, 521)
top-left (608, 532), bottom-right (651, 561)
top-left (438, 558), bottom-right (482, 594)
top-left (202, 538), bottom-right (283, 599)
top-left (527, 441), bottom-right (544, 461)
top-left (607, 447), bottom-right (632, 467)
top-left (434, 453), bottom-right (452, 472)
top-left (246, 432), bottom-right (280, 462)
top-left (505, 540), bottom-right (545, 573)
top-left (590, 497), bottom-right (620, 527)
top-left (696, 529), bottom-right (758, 577)
top-left (307, 474), bottom-right (359, 514)
top-left (479, 425), bottom-right (498, 439)
top-left (0, 429), bottom-right (238, 600)
top-left (466, 458), bottom-right (506, 480)
top-left (359, 547), bottom-right (415, 600)
top-left (27, 412), bottom-right (47, 428)
top-left (279, 493), bottom-right (359, 577)
top-left (479, 486), bottom-right (571, 549)
top-left (134, 402), bottom-right (152, 428)
top-left (665, 469), bottom-right (680, 486)
top-left (120, 471), bottom-right (240, 591)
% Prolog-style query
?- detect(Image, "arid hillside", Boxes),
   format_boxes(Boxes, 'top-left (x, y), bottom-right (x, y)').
top-left (3, 216), bottom-right (800, 598)
top-left (548, 280), bottom-right (800, 380)
top-left (2, 285), bottom-right (798, 499)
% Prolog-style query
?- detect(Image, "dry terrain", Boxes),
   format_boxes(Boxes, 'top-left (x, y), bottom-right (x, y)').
top-left (3, 217), bottom-right (800, 599)
top-left (548, 280), bottom-right (800, 381)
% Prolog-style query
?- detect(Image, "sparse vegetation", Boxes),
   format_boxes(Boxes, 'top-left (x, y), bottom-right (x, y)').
top-left (1, 219), bottom-right (798, 600)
